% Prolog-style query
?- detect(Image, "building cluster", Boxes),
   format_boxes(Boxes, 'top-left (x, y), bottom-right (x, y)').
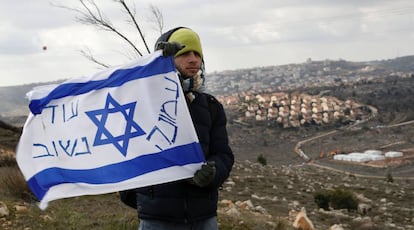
top-left (217, 92), bottom-right (373, 128)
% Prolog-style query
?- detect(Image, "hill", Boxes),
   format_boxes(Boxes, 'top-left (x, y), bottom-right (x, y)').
top-left (1, 56), bottom-right (414, 229)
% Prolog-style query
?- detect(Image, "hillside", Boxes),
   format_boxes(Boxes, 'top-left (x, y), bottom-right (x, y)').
top-left (1, 55), bottom-right (414, 124)
top-left (1, 56), bottom-right (414, 229)
top-left (226, 76), bottom-right (414, 178)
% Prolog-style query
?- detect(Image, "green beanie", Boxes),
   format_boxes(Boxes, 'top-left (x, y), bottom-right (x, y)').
top-left (168, 28), bottom-right (203, 58)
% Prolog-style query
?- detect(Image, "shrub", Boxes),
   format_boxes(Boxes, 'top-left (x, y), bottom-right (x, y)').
top-left (314, 192), bottom-right (330, 210)
top-left (329, 188), bottom-right (358, 211)
top-left (314, 188), bottom-right (358, 211)
top-left (257, 154), bottom-right (267, 166)
top-left (386, 169), bottom-right (394, 183)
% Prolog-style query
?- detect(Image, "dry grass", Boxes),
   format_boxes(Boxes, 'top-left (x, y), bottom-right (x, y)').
top-left (0, 163), bottom-right (294, 230)
top-left (0, 158), bottom-right (137, 229)
top-left (218, 214), bottom-right (294, 230)
top-left (0, 181), bottom-right (139, 229)
top-left (0, 152), bottom-right (33, 202)
top-left (0, 166), bottom-right (32, 200)
top-left (0, 149), bottom-right (16, 167)
top-left (0, 150), bottom-right (294, 230)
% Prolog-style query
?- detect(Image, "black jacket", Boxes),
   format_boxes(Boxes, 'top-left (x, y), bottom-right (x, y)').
top-left (135, 92), bottom-right (234, 223)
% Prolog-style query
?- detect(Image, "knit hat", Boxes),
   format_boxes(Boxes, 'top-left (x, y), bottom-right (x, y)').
top-left (168, 28), bottom-right (203, 58)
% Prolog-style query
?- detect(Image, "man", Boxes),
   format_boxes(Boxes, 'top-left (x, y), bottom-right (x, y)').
top-left (136, 27), bottom-right (234, 230)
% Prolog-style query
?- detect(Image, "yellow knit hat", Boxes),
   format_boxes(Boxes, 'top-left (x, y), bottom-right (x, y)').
top-left (168, 28), bottom-right (203, 58)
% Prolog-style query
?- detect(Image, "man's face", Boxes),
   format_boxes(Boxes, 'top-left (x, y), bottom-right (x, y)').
top-left (174, 51), bottom-right (202, 78)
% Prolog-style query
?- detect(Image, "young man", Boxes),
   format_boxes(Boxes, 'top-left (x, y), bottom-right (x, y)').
top-left (135, 27), bottom-right (234, 230)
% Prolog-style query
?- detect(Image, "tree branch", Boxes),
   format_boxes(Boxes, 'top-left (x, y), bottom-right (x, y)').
top-left (80, 48), bottom-right (110, 68)
top-left (117, 0), bottom-right (151, 54)
top-left (55, 0), bottom-right (143, 56)
top-left (148, 4), bottom-right (164, 36)
top-left (52, 0), bottom-right (164, 66)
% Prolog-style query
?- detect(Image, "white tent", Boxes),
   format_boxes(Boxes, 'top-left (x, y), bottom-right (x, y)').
top-left (364, 150), bottom-right (383, 155)
top-left (385, 151), bottom-right (403, 158)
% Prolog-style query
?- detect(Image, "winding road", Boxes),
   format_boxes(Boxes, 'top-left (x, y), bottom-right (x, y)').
top-left (294, 107), bottom-right (414, 179)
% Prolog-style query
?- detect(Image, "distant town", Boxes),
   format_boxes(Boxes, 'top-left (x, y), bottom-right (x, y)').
top-left (205, 57), bottom-right (413, 128)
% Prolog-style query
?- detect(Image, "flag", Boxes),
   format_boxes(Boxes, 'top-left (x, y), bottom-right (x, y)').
top-left (16, 51), bottom-right (205, 210)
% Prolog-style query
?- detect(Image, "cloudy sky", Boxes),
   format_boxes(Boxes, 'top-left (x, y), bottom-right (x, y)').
top-left (1, 0), bottom-right (414, 86)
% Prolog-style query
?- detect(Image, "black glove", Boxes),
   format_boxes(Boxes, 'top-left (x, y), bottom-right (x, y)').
top-left (192, 161), bottom-right (216, 187)
top-left (156, 41), bottom-right (185, 57)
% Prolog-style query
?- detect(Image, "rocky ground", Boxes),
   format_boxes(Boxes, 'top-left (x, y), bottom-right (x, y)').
top-left (218, 77), bottom-right (414, 229)
top-left (1, 117), bottom-right (414, 229)
top-left (219, 160), bottom-right (414, 229)
top-left (228, 119), bottom-right (414, 178)
top-left (1, 77), bottom-right (414, 229)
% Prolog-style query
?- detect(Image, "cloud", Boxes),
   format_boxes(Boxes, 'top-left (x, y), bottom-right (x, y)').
top-left (0, 25), bottom-right (42, 55)
top-left (1, 0), bottom-right (414, 86)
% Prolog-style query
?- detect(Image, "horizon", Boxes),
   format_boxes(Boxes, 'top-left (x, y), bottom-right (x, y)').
top-left (1, 0), bottom-right (414, 86)
top-left (1, 53), bottom-right (413, 88)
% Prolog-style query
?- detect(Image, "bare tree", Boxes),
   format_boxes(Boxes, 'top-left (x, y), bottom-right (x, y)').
top-left (53, 0), bottom-right (164, 67)
top-left (80, 48), bottom-right (110, 68)
top-left (148, 4), bottom-right (164, 36)
top-left (117, 0), bottom-right (150, 54)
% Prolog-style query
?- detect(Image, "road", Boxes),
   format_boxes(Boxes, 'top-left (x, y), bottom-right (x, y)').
top-left (294, 117), bottom-right (414, 179)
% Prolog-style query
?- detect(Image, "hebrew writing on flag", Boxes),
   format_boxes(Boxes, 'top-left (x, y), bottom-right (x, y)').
top-left (16, 51), bottom-right (205, 210)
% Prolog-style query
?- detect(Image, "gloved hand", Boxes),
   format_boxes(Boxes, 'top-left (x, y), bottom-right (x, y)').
top-left (156, 41), bottom-right (185, 57)
top-left (192, 161), bottom-right (216, 187)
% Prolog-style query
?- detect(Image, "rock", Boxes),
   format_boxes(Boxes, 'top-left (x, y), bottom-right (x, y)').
top-left (219, 199), bottom-right (234, 208)
top-left (329, 224), bottom-right (345, 230)
top-left (225, 206), bottom-right (240, 217)
top-left (355, 193), bottom-right (372, 203)
top-left (358, 203), bottom-right (372, 215)
top-left (14, 205), bottom-right (28, 212)
top-left (220, 199), bottom-right (232, 204)
top-left (40, 214), bottom-right (54, 222)
top-left (251, 194), bottom-right (264, 200)
top-left (266, 221), bottom-right (277, 228)
top-left (223, 186), bottom-right (232, 192)
top-left (236, 200), bottom-right (254, 210)
top-left (0, 202), bottom-right (9, 217)
top-left (318, 209), bottom-right (349, 219)
top-left (291, 200), bottom-right (300, 208)
top-left (254, 205), bottom-right (268, 215)
top-left (292, 207), bottom-right (315, 230)
top-left (352, 216), bottom-right (374, 229)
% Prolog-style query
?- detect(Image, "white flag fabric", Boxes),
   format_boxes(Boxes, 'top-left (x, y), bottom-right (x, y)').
top-left (16, 51), bottom-right (205, 210)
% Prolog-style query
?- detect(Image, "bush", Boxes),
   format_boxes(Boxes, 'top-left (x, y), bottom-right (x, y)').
top-left (257, 154), bottom-right (267, 166)
top-left (386, 169), bottom-right (394, 183)
top-left (314, 192), bottom-right (330, 210)
top-left (314, 188), bottom-right (358, 211)
top-left (329, 189), bottom-right (358, 210)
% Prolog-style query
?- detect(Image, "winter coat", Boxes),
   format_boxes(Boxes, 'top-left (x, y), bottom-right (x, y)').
top-left (135, 92), bottom-right (234, 223)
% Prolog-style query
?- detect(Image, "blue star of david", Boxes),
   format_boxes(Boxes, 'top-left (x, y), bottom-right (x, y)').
top-left (85, 93), bottom-right (146, 156)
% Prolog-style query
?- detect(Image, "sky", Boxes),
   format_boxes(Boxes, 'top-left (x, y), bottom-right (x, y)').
top-left (1, 0), bottom-right (414, 86)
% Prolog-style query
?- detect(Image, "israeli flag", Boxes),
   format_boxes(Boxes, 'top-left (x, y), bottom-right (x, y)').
top-left (16, 51), bottom-right (205, 210)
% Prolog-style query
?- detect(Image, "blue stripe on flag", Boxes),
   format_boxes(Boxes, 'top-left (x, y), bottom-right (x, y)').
top-left (27, 142), bottom-right (204, 200)
top-left (29, 55), bottom-right (175, 115)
